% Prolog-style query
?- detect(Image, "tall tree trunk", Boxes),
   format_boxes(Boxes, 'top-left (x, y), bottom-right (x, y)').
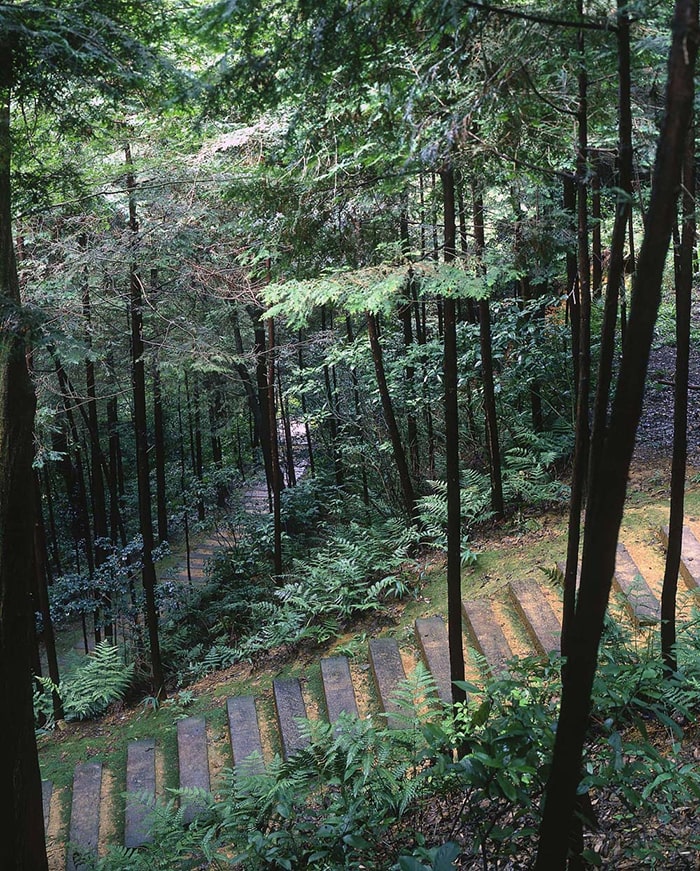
top-left (267, 318), bottom-right (283, 578)
top-left (399, 214), bottom-right (421, 477)
top-left (297, 331), bottom-right (315, 478)
top-left (367, 312), bottom-right (418, 522)
top-left (588, 0), bottom-right (634, 494)
top-left (177, 385), bottom-right (192, 584)
top-left (82, 254), bottom-right (110, 639)
top-left (441, 167), bottom-right (467, 706)
top-left (153, 364), bottom-right (168, 543)
top-left (125, 141), bottom-right (166, 699)
top-left (534, 6), bottom-right (697, 864)
top-left (33, 473), bottom-right (63, 720)
top-left (0, 48), bottom-right (49, 869)
top-left (562, 7), bottom-right (593, 671)
top-left (472, 182), bottom-right (504, 518)
top-left (42, 467), bottom-right (62, 575)
top-left (661, 116), bottom-right (695, 675)
top-left (277, 377), bottom-right (297, 487)
top-left (193, 373), bottom-right (205, 521)
top-left (321, 305), bottom-right (344, 486)
top-left (345, 317), bottom-right (369, 505)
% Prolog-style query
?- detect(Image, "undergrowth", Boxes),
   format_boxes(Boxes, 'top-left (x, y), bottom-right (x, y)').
top-left (93, 622), bottom-right (700, 870)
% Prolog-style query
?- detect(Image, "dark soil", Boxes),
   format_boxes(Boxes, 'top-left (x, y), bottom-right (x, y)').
top-left (635, 340), bottom-right (700, 464)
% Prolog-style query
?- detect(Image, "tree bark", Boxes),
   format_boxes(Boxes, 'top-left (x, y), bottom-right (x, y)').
top-left (662, 116), bottom-right (695, 675)
top-left (125, 141), bottom-right (166, 699)
top-left (267, 318), bottom-right (283, 578)
top-left (0, 45), bottom-right (49, 869)
top-left (472, 182), bottom-right (504, 518)
top-left (366, 311), bottom-right (418, 522)
top-left (535, 5), bottom-right (698, 865)
top-left (441, 167), bottom-right (467, 706)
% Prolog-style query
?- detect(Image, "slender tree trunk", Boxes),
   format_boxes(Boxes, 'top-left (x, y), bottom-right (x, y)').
top-left (193, 374), bottom-right (205, 521)
top-left (321, 305), bottom-right (344, 486)
top-left (42, 467), bottom-right (61, 575)
top-left (345, 317), bottom-right (369, 505)
top-left (177, 386), bottom-right (192, 584)
top-left (267, 318), bottom-right (283, 578)
top-left (535, 6), bottom-right (697, 864)
top-left (125, 141), bottom-right (166, 699)
top-left (33, 473), bottom-right (63, 720)
top-left (297, 331), bottom-right (315, 478)
top-left (589, 0), bottom-right (634, 493)
top-left (662, 116), bottom-right (695, 675)
top-left (153, 365), bottom-right (168, 542)
top-left (0, 49), bottom-right (49, 869)
top-left (277, 378), bottom-right (297, 487)
top-left (472, 182), bottom-right (504, 518)
top-left (82, 255), bottom-right (110, 640)
top-left (562, 8), bottom-right (592, 672)
top-left (441, 167), bottom-right (467, 706)
top-left (367, 312), bottom-right (418, 522)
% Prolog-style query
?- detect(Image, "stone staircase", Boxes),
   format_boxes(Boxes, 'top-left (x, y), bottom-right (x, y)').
top-left (43, 520), bottom-right (700, 869)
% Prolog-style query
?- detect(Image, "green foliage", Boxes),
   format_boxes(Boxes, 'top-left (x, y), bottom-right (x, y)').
top-left (35, 640), bottom-right (133, 726)
top-left (98, 625), bottom-right (700, 869)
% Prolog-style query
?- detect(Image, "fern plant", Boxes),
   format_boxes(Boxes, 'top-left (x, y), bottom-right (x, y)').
top-left (35, 640), bottom-right (133, 725)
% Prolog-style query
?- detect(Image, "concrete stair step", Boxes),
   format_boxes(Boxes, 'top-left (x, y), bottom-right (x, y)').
top-left (614, 543), bottom-right (660, 626)
top-left (227, 695), bottom-right (265, 774)
top-left (368, 637), bottom-right (409, 728)
top-left (320, 656), bottom-right (359, 723)
top-left (124, 739), bottom-right (156, 848)
top-left (273, 677), bottom-right (309, 759)
top-left (659, 524), bottom-right (700, 589)
top-left (509, 579), bottom-right (561, 656)
top-left (67, 761), bottom-right (102, 871)
top-left (176, 717), bottom-right (211, 824)
top-left (462, 598), bottom-right (514, 676)
top-left (414, 616), bottom-right (453, 704)
top-left (42, 780), bottom-right (52, 834)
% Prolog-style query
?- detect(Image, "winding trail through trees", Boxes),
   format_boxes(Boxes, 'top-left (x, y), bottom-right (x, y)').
top-left (41, 510), bottom-right (699, 869)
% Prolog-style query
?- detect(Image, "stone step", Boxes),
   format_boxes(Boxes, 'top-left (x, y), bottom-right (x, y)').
top-left (414, 616), bottom-right (453, 704)
top-left (124, 739), bottom-right (156, 848)
top-left (368, 637), bottom-right (409, 728)
top-left (508, 579), bottom-right (561, 656)
top-left (659, 524), bottom-right (700, 589)
top-left (227, 696), bottom-right (265, 774)
top-left (273, 678), bottom-right (309, 759)
top-left (176, 717), bottom-right (211, 824)
top-left (67, 761), bottom-right (102, 871)
top-left (462, 598), bottom-right (514, 676)
top-left (614, 543), bottom-right (660, 626)
top-left (42, 779), bottom-right (52, 834)
top-left (320, 656), bottom-right (359, 723)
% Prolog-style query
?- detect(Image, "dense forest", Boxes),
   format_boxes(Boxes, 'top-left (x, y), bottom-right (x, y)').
top-left (1, 0), bottom-right (699, 868)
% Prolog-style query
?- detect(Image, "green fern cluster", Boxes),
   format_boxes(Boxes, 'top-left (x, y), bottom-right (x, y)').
top-left (186, 518), bottom-right (418, 679)
top-left (35, 640), bottom-right (133, 726)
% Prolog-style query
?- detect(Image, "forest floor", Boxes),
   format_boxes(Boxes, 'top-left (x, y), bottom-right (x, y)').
top-left (37, 328), bottom-right (700, 869)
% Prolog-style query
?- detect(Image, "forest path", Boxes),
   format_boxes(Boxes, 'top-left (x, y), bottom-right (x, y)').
top-left (42, 513), bottom-right (700, 870)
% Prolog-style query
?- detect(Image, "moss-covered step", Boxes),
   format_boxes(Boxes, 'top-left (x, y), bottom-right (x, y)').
top-left (462, 598), bottom-right (514, 676)
top-left (508, 579), bottom-right (561, 656)
top-left (368, 638), bottom-right (409, 729)
top-left (613, 543), bottom-right (659, 626)
top-left (659, 524), bottom-right (700, 589)
top-left (176, 717), bottom-right (211, 824)
top-left (42, 780), bottom-right (51, 834)
top-left (320, 656), bottom-right (359, 723)
top-left (414, 616), bottom-right (453, 703)
top-left (66, 761), bottom-right (102, 871)
top-left (124, 739), bottom-right (156, 848)
top-left (273, 677), bottom-right (309, 759)
top-left (227, 695), bottom-right (265, 774)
